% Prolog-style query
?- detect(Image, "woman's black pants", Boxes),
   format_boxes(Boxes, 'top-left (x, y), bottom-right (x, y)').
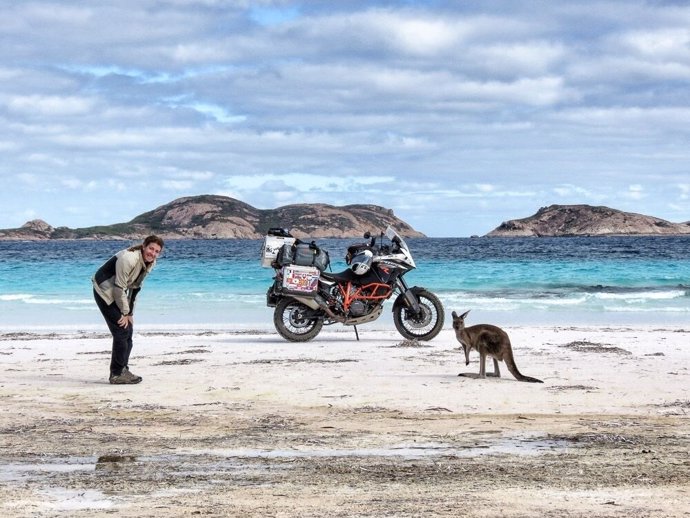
top-left (93, 289), bottom-right (133, 376)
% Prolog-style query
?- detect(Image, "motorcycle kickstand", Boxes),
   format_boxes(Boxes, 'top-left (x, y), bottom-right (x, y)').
top-left (353, 325), bottom-right (359, 341)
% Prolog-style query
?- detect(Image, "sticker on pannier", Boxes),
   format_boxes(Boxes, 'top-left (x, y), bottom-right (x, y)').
top-left (281, 265), bottom-right (319, 295)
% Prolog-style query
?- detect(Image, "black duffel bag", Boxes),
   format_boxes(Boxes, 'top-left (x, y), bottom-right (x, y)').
top-left (277, 241), bottom-right (330, 272)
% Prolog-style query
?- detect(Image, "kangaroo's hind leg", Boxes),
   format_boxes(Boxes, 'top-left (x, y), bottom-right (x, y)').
top-left (489, 358), bottom-right (501, 378)
top-left (478, 352), bottom-right (488, 378)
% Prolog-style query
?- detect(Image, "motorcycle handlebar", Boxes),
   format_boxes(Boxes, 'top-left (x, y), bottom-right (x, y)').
top-left (358, 229), bottom-right (402, 255)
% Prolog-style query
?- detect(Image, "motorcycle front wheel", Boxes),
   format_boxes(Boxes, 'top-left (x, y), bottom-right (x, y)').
top-left (273, 297), bottom-right (324, 342)
top-left (393, 288), bottom-right (445, 341)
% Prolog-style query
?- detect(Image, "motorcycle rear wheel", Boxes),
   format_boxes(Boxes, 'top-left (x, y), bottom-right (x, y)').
top-left (393, 288), bottom-right (445, 341)
top-left (274, 297), bottom-right (324, 342)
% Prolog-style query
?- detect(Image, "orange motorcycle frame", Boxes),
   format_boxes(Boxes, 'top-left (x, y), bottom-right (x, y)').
top-left (337, 281), bottom-right (393, 312)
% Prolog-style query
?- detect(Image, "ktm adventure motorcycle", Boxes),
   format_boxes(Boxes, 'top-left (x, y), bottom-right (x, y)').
top-left (262, 225), bottom-right (444, 342)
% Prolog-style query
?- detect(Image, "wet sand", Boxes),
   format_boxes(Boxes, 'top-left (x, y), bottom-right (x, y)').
top-left (1, 325), bottom-right (689, 517)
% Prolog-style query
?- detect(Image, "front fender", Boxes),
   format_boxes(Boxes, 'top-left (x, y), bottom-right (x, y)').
top-left (392, 286), bottom-right (423, 313)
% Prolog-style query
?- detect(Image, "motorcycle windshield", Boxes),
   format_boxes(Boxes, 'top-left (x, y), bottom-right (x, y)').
top-left (385, 225), bottom-right (408, 251)
top-left (384, 225), bottom-right (415, 268)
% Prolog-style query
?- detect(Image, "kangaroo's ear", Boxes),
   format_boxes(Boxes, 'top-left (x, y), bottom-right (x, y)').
top-left (460, 310), bottom-right (471, 319)
top-left (451, 311), bottom-right (458, 318)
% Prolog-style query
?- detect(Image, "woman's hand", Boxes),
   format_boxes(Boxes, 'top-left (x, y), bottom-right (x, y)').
top-left (117, 315), bottom-right (133, 328)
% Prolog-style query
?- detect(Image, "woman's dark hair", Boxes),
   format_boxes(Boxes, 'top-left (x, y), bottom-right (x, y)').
top-left (129, 235), bottom-right (164, 252)
top-left (143, 235), bottom-right (164, 249)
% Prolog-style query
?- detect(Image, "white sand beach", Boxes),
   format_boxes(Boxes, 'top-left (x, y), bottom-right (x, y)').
top-left (1, 324), bottom-right (689, 517)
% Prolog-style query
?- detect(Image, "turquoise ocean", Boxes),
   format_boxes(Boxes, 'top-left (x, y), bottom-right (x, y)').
top-left (1, 236), bottom-right (689, 332)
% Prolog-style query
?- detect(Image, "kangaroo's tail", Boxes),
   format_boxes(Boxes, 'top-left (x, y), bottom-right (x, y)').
top-left (517, 374), bottom-right (543, 383)
top-left (505, 351), bottom-right (543, 383)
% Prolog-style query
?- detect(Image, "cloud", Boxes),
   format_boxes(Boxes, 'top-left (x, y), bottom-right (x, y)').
top-left (223, 173), bottom-right (395, 194)
top-left (17, 173), bottom-right (41, 186)
top-left (679, 184), bottom-right (690, 200)
top-left (472, 183), bottom-right (492, 193)
top-left (551, 184), bottom-right (605, 202)
top-left (1, 1), bottom-right (690, 235)
top-left (625, 184), bottom-right (645, 200)
top-left (618, 27), bottom-right (690, 59)
top-left (375, 14), bottom-right (463, 55)
top-left (60, 177), bottom-right (98, 190)
top-left (468, 41), bottom-right (567, 77)
top-left (6, 95), bottom-right (95, 116)
top-left (161, 180), bottom-right (196, 190)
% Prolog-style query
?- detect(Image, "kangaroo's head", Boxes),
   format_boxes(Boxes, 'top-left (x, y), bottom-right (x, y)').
top-left (451, 310), bottom-right (472, 365)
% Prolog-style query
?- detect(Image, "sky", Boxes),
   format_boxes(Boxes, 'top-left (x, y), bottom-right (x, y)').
top-left (1, 1), bottom-right (689, 237)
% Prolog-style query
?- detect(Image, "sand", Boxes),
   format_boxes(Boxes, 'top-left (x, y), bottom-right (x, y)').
top-left (1, 324), bottom-right (689, 517)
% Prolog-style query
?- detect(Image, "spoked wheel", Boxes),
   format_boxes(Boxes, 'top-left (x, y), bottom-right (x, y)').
top-left (393, 288), bottom-right (445, 341)
top-left (273, 298), bottom-right (324, 342)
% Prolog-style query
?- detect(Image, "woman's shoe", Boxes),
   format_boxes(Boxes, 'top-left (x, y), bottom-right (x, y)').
top-left (109, 369), bottom-right (143, 384)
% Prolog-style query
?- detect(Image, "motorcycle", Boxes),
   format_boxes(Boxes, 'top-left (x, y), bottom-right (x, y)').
top-left (261, 225), bottom-right (445, 342)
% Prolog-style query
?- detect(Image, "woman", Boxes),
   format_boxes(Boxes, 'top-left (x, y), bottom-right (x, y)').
top-left (92, 235), bottom-right (164, 384)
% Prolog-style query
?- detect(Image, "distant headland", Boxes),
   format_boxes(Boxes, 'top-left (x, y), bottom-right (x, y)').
top-left (0, 195), bottom-right (425, 240)
top-left (486, 204), bottom-right (690, 237)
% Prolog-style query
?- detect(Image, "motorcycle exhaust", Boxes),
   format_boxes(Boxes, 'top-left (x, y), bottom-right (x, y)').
top-left (292, 294), bottom-right (345, 323)
top-left (314, 294), bottom-right (346, 322)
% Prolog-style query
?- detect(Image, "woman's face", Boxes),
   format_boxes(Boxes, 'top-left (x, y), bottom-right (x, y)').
top-left (142, 242), bottom-right (163, 264)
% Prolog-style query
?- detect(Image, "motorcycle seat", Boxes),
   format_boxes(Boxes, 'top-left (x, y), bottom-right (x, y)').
top-left (321, 268), bottom-right (385, 285)
top-left (320, 269), bottom-right (358, 283)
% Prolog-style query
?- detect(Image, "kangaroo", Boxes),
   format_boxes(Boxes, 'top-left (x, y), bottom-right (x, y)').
top-left (451, 310), bottom-right (543, 383)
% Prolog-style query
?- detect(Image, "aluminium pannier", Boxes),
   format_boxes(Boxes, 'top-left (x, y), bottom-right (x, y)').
top-left (261, 234), bottom-right (296, 268)
top-left (281, 265), bottom-right (320, 296)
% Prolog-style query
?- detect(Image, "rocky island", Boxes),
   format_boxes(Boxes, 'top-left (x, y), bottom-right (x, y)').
top-left (486, 204), bottom-right (690, 237)
top-left (0, 195), bottom-right (424, 240)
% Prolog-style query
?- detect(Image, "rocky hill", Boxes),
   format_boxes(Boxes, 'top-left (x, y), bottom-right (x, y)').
top-left (486, 204), bottom-right (690, 237)
top-left (0, 195), bottom-right (425, 240)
